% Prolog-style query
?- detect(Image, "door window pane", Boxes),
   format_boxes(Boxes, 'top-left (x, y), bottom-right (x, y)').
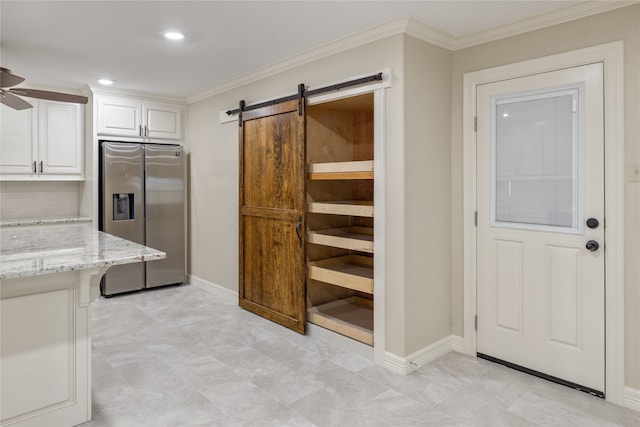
top-left (492, 87), bottom-right (582, 231)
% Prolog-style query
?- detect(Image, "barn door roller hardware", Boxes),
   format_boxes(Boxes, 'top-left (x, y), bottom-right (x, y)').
top-left (228, 72), bottom-right (383, 126)
top-left (237, 100), bottom-right (246, 127)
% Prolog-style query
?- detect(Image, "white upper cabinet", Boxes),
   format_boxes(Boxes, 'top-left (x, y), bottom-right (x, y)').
top-left (97, 97), bottom-right (142, 137)
top-left (97, 95), bottom-right (183, 140)
top-left (39, 100), bottom-right (84, 176)
top-left (0, 100), bottom-right (84, 180)
top-left (144, 103), bottom-right (183, 139)
top-left (0, 104), bottom-right (38, 176)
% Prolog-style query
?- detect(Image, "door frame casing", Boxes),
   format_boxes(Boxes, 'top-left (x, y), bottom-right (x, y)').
top-left (462, 41), bottom-right (625, 404)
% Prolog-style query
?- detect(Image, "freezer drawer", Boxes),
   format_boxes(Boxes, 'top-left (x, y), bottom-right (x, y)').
top-left (144, 144), bottom-right (186, 287)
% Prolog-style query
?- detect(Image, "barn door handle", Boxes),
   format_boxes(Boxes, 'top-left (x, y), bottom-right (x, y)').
top-left (295, 216), bottom-right (302, 247)
top-left (586, 240), bottom-right (600, 252)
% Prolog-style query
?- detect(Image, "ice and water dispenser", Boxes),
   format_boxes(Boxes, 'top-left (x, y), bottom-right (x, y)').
top-left (113, 193), bottom-right (134, 221)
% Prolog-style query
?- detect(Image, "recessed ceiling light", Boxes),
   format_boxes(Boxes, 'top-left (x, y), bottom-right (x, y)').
top-left (98, 78), bottom-right (114, 85)
top-left (164, 31), bottom-right (184, 40)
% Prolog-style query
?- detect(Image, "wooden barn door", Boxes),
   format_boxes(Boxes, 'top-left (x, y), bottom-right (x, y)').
top-left (239, 100), bottom-right (306, 333)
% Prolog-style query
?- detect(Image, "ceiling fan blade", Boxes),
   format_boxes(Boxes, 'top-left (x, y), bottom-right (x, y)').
top-left (0, 92), bottom-right (33, 110)
top-left (9, 88), bottom-right (88, 104)
top-left (0, 67), bottom-right (26, 88)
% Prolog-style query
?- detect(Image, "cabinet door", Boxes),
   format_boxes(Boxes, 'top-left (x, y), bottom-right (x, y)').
top-left (0, 103), bottom-right (38, 176)
top-left (97, 96), bottom-right (142, 137)
top-left (239, 100), bottom-right (306, 334)
top-left (38, 101), bottom-right (84, 177)
top-left (143, 102), bottom-right (182, 140)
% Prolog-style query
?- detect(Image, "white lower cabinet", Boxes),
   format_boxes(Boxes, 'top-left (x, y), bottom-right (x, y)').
top-left (0, 101), bottom-right (84, 180)
top-left (1, 268), bottom-right (105, 427)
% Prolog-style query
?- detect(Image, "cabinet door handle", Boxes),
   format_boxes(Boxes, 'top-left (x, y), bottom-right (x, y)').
top-left (145, 125), bottom-right (148, 137)
top-left (33, 161), bottom-right (37, 173)
top-left (39, 161), bottom-right (43, 173)
top-left (139, 124), bottom-right (143, 136)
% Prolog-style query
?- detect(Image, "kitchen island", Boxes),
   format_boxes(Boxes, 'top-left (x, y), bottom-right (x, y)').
top-left (0, 223), bottom-right (165, 427)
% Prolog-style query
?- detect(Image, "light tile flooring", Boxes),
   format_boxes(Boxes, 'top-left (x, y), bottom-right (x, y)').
top-left (82, 284), bottom-right (639, 427)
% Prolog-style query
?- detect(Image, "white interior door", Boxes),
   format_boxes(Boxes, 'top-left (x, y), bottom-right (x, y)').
top-left (476, 63), bottom-right (605, 394)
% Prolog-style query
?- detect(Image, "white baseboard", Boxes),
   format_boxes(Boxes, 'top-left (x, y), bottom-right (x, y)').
top-left (623, 387), bottom-right (640, 412)
top-left (187, 274), bottom-right (237, 302)
top-left (185, 281), bottom-right (466, 377)
top-left (384, 335), bottom-right (463, 374)
top-left (451, 335), bottom-right (465, 353)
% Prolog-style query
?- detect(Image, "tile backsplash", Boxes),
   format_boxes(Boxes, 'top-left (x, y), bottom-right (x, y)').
top-left (0, 181), bottom-right (80, 220)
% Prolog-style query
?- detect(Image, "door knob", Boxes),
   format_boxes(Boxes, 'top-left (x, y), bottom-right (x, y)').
top-left (585, 240), bottom-right (599, 252)
top-left (586, 218), bottom-right (599, 229)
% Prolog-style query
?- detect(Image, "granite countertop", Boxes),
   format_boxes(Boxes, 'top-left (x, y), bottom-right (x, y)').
top-left (0, 223), bottom-right (166, 280)
top-left (0, 216), bottom-right (93, 227)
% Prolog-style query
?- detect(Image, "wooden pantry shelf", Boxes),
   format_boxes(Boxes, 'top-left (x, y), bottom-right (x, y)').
top-left (307, 160), bottom-right (374, 180)
top-left (307, 200), bottom-right (373, 217)
top-left (307, 296), bottom-right (373, 345)
top-left (307, 227), bottom-right (373, 253)
top-left (308, 255), bottom-right (373, 294)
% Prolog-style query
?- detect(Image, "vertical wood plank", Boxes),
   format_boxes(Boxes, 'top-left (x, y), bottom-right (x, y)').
top-left (238, 100), bottom-right (306, 334)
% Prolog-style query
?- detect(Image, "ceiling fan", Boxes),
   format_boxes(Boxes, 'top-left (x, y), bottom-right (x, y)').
top-left (1, 67), bottom-right (88, 111)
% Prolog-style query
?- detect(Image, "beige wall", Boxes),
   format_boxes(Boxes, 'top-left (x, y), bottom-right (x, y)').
top-left (450, 4), bottom-right (640, 388)
top-left (187, 33), bottom-right (453, 358)
top-left (187, 5), bottom-right (638, 379)
top-left (187, 35), bottom-right (412, 354)
top-left (403, 35), bottom-right (452, 354)
top-left (186, 34), bottom-right (405, 295)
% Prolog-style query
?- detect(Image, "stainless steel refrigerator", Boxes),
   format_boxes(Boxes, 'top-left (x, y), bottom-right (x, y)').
top-left (99, 141), bottom-right (186, 296)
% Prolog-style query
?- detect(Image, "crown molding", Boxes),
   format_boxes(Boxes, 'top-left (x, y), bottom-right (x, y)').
top-left (451, 1), bottom-right (637, 50)
top-left (187, 18), bottom-right (421, 104)
top-left (404, 17), bottom-right (455, 50)
top-left (87, 85), bottom-right (186, 104)
top-left (187, 1), bottom-right (637, 104)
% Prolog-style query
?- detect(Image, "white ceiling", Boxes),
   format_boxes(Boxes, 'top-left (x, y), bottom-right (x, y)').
top-left (0, 1), bottom-right (627, 99)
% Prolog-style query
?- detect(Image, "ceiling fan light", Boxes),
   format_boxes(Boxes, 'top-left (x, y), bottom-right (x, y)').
top-left (164, 31), bottom-right (184, 41)
top-left (98, 78), bottom-right (114, 85)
